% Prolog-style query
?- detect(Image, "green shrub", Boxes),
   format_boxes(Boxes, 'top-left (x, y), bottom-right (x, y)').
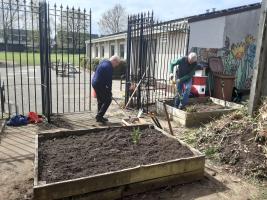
top-left (113, 60), bottom-right (127, 79)
top-left (91, 58), bottom-right (101, 71)
top-left (80, 57), bottom-right (101, 71)
top-left (80, 57), bottom-right (88, 68)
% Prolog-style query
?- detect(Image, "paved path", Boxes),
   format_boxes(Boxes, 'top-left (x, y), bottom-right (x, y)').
top-left (0, 123), bottom-right (37, 200)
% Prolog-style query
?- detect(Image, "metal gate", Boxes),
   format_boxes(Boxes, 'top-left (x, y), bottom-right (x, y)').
top-left (125, 12), bottom-right (190, 112)
top-left (0, 0), bottom-right (92, 121)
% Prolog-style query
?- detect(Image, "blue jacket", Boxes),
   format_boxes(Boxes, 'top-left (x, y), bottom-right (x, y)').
top-left (92, 60), bottom-right (113, 90)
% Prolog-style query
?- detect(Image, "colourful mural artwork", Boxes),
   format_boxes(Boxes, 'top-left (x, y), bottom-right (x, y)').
top-left (192, 34), bottom-right (256, 90)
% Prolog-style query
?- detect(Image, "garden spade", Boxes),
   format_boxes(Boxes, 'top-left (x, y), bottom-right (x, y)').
top-left (221, 80), bottom-right (227, 107)
top-left (112, 97), bottom-right (143, 124)
top-left (112, 97), bottom-right (129, 116)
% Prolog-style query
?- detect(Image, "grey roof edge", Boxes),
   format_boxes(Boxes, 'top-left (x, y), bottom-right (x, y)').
top-left (188, 3), bottom-right (261, 23)
top-left (95, 31), bottom-right (127, 39)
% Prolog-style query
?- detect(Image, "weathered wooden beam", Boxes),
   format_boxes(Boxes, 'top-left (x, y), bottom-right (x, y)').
top-left (249, 0), bottom-right (267, 115)
top-left (156, 97), bottom-right (241, 127)
top-left (55, 169), bottom-right (204, 200)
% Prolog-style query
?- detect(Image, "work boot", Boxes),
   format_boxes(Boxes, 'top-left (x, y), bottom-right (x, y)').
top-left (96, 116), bottom-right (107, 123)
top-left (102, 117), bottom-right (109, 122)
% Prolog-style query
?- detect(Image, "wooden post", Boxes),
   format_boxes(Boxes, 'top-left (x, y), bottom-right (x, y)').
top-left (249, 0), bottom-right (267, 115)
top-left (163, 102), bottom-right (174, 136)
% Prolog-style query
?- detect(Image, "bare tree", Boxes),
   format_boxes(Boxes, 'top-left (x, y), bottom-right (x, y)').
top-left (0, 0), bottom-right (21, 44)
top-left (57, 7), bottom-right (90, 51)
top-left (98, 4), bottom-right (127, 35)
top-left (0, 0), bottom-right (40, 45)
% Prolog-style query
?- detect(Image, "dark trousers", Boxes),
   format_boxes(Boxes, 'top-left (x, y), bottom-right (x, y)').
top-left (93, 86), bottom-right (112, 118)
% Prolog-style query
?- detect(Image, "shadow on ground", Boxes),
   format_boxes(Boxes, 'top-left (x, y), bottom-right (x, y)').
top-left (123, 173), bottom-right (228, 200)
top-left (48, 112), bottom-right (124, 130)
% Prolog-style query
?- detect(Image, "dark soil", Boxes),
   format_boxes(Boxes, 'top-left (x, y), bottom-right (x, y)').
top-left (166, 100), bottom-right (226, 112)
top-left (196, 111), bottom-right (267, 180)
top-left (38, 127), bottom-right (194, 183)
top-left (186, 102), bottom-right (225, 112)
top-left (218, 126), bottom-right (266, 179)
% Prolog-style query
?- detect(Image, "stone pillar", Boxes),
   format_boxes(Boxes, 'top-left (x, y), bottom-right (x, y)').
top-left (249, 0), bottom-right (267, 115)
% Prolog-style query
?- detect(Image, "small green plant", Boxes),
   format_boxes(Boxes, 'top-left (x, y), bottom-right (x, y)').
top-left (182, 130), bottom-right (198, 145)
top-left (205, 146), bottom-right (217, 158)
top-left (132, 127), bottom-right (142, 145)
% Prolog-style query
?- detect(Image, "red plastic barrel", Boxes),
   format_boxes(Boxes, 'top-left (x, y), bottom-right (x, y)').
top-left (192, 76), bottom-right (207, 85)
top-left (191, 76), bottom-right (207, 97)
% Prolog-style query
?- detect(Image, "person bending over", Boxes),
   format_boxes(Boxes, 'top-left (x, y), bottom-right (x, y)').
top-left (92, 56), bottom-right (120, 123)
top-left (169, 52), bottom-right (198, 110)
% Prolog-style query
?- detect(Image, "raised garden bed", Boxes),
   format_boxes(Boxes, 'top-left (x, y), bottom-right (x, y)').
top-left (156, 97), bottom-right (243, 127)
top-left (34, 125), bottom-right (205, 200)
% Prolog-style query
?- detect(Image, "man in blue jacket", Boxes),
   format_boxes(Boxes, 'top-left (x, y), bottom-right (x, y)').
top-left (169, 52), bottom-right (198, 109)
top-left (92, 56), bottom-right (120, 123)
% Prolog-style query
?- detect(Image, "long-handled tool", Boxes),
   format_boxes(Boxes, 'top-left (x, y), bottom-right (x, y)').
top-left (221, 80), bottom-right (226, 107)
top-left (112, 97), bottom-right (144, 124)
top-left (113, 96), bottom-right (165, 129)
top-left (124, 67), bottom-right (150, 110)
top-left (112, 97), bottom-right (131, 117)
top-left (208, 74), bottom-right (212, 97)
top-left (148, 112), bottom-right (162, 129)
top-left (163, 102), bottom-right (174, 135)
top-left (170, 77), bottom-right (184, 109)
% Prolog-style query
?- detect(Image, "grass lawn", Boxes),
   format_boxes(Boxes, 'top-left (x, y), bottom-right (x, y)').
top-left (0, 51), bottom-right (85, 66)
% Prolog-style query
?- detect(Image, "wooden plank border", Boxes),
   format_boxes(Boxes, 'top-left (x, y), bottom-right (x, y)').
top-left (67, 169), bottom-right (204, 200)
top-left (121, 118), bottom-right (152, 126)
top-left (156, 97), bottom-right (242, 127)
top-left (34, 125), bottom-right (205, 200)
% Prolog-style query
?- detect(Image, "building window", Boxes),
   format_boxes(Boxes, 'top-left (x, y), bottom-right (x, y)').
top-left (95, 46), bottom-right (98, 57)
top-left (119, 44), bottom-right (124, 58)
top-left (101, 46), bottom-right (105, 57)
top-left (110, 45), bottom-right (115, 56)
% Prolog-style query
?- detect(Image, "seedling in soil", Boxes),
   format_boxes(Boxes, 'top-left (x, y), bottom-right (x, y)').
top-left (132, 127), bottom-right (142, 145)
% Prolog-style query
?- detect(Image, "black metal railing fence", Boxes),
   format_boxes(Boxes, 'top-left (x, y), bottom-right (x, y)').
top-left (125, 12), bottom-right (190, 112)
top-left (0, 0), bottom-right (92, 121)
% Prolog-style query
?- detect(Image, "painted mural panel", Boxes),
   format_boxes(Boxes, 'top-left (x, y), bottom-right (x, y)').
top-left (191, 34), bottom-right (256, 90)
top-left (189, 7), bottom-right (260, 90)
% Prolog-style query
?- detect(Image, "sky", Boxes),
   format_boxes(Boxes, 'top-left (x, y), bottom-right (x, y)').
top-left (48, 0), bottom-right (260, 34)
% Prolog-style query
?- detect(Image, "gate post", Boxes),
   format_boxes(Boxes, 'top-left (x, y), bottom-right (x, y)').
top-left (39, 0), bottom-right (51, 122)
top-left (137, 13), bottom-right (144, 109)
top-left (125, 16), bottom-right (131, 105)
